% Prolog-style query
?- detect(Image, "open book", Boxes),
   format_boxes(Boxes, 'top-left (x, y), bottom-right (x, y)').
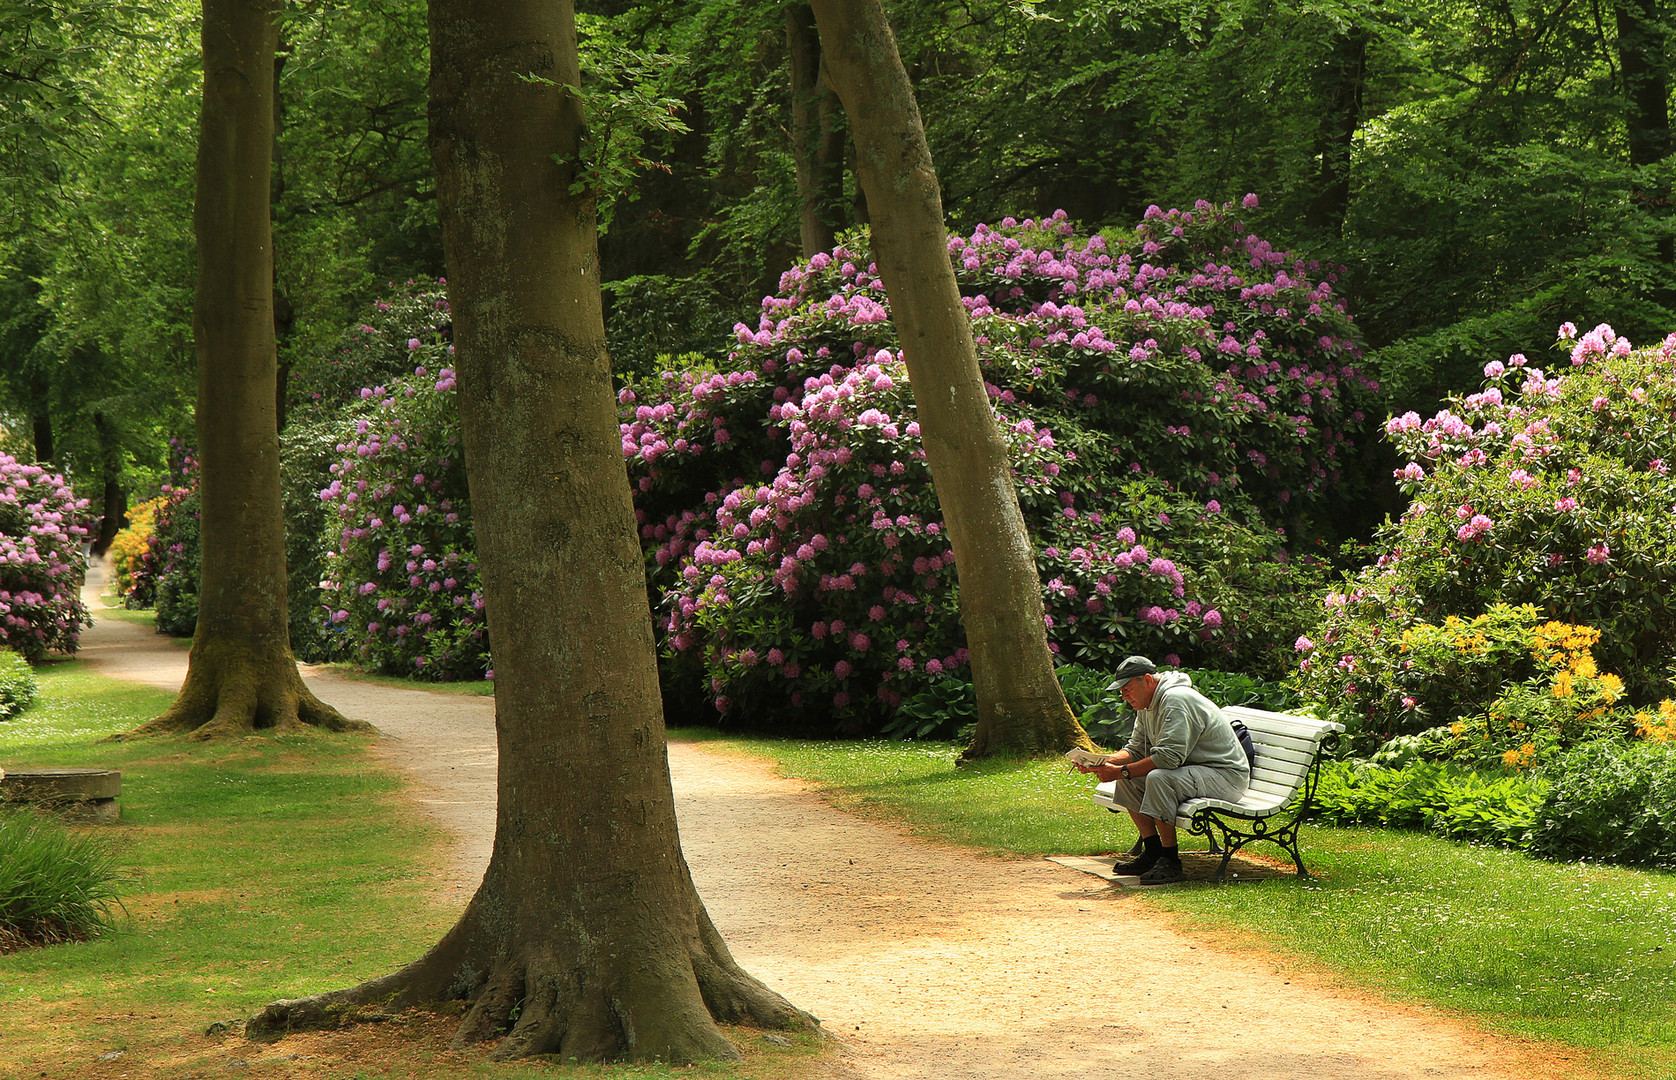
top-left (1063, 747), bottom-right (1108, 769)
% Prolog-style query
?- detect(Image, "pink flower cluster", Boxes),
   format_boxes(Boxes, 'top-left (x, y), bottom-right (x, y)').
top-left (0, 455), bottom-right (91, 659)
top-left (318, 360), bottom-right (487, 680)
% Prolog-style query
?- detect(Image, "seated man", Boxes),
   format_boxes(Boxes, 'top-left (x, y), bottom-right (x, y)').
top-left (1075, 655), bottom-right (1250, 884)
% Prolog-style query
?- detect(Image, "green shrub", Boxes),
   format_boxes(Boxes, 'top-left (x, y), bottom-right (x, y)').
top-left (1528, 740), bottom-right (1676, 865)
top-left (1311, 759), bottom-right (1547, 848)
top-left (1298, 331), bottom-right (1676, 743)
top-left (281, 416), bottom-right (346, 662)
top-left (0, 807), bottom-right (123, 948)
top-left (151, 485), bottom-right (201, 637)
top-left (0, 649), bottom-right (37, 720)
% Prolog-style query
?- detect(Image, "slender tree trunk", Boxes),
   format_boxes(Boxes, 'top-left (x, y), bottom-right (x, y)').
top-left (1306, 25), bottom-right (1367, 238)
top-left (808, 0), bottom-right (1086, 760)
top-left (121, 0), bottom-right (363, 739)
top-left (786, 2), bottom-right (847, 258)
top-left (1616, 0), bottom-right (1673, 263)
top-left (246, 0), bottom-right (816, 1061)
top-left (28, 365), bottom-right (52, 464)
top-left (91, 411), bottom-right (126, 556)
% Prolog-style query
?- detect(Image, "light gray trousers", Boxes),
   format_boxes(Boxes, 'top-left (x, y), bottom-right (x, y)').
top-left (1103, 763), bottom-right (1249, 823)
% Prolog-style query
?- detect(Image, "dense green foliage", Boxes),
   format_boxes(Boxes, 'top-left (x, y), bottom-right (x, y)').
top-left (1529, 740), bottom-right (1676, 865)
top-left (0, 648), bottom-right (37, 719)
top-left (1311, 759), bottom-right (1548, 849)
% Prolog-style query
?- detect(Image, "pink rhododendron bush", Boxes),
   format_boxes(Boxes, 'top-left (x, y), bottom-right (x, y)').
top-left (623, 202), bottom-right (1384, 733)
top-left (315, 349), bottom-right (486, 680)
top-left (0, 453), bottom-right (91, 659)
top-left (1296, 324), bottom-right (1676, 748)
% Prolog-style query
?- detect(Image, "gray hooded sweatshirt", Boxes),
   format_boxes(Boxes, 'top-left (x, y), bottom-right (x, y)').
top-left (1121, 670), bottom-right (1248, 774)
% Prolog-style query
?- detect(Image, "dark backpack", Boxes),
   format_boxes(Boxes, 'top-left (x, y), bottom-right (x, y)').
top-left (1230, 718), bottom-right (1257, 772)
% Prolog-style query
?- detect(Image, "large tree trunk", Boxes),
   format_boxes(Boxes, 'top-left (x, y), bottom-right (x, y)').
top-left (786, 2), bottom-right (847, 258)
top-left (808, 0), bottom-right (1086, 761)
top-left (1616, 0), bottom-right (1673, 264)
top-left (246, 0), bottom-right (816, 1061)
top-left (121, 0), bottom-right (362, 740)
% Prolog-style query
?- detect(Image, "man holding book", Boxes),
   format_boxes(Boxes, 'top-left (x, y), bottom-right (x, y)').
top-left (1072, 655), bottom-right (1250, 884)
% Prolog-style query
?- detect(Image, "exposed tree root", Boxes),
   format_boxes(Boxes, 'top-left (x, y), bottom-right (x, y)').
top-left (246, 889), bottom-right (820, 1063)
top-left (111, 638), bottom-right (372, 741)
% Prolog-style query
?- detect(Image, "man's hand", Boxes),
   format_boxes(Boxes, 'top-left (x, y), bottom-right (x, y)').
top-left (1074, 750), bottom-right (1133, 783)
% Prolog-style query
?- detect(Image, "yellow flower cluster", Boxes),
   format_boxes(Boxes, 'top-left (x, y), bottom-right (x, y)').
top-left (1531, 622), bottom-right (1601, 670)
top-left (1501, 742), bottom-right (1537, 770)
top-left (1635, 700), bottom-right (1676, 743)
top-left (109, 495), bottom-right (169, 598)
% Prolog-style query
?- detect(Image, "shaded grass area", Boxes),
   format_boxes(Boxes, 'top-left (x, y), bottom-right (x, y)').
top-left (0, 670), bottom-right (814, 1080)
top-left (682, 732), bottom-right (1676, 1080)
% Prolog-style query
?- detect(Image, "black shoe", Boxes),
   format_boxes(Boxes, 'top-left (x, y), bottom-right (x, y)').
top-left (1113, 849), bottom-right (1159, 876)
top-left (1137, 856), bottom-right (1184, 885)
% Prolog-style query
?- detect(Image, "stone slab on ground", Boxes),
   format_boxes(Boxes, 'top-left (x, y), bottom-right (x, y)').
top-left (1047, 851), bottom-right (1295, 886)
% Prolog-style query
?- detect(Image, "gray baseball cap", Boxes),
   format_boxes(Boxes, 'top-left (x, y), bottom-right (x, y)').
top-left (1106, 655), bottom-right (1157, 690)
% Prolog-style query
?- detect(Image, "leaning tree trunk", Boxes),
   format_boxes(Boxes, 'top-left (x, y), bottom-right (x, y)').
top-left (246, 0), bottom-right (816, 1061)
top-left (786, 1), bottom-right (848, 258)
top-left (808, 0), bottom-right (1087, 760)
top-left (121, 0), bottom-right (362, 740)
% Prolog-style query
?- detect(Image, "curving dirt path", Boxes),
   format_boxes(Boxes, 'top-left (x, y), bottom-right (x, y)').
top-left (74, 563), bottom-right (1592, 1080)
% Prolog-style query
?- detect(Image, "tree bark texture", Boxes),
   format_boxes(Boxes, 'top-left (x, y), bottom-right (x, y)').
top-left (807, 0), bottom-right (1086, 760)
top-left (247, 0), bottom-right (816, 1061)
top-left (786, 2), bottom-right (848, 258)
top-left (122, 0), bottom-right (361, 739)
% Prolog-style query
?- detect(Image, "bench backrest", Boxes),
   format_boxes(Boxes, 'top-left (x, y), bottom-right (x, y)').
top-left (1224, 706), bottom-right (1343, 806)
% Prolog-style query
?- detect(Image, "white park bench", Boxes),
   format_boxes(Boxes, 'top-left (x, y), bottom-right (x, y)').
top-left (1092, 706), bottom-right (1343, 881)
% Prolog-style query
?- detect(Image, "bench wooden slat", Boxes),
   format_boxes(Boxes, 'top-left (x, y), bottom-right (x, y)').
top-left (1253, 749), bottom-right (1314, 773)
top-left (1246, 734), bottom-right (1320, 758)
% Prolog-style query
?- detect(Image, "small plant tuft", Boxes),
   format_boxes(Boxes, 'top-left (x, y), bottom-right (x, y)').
top-left (0, 806), bottom-right (124, 950)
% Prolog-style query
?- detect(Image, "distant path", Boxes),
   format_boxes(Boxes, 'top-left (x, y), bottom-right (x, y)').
top-left (74, 562), bottom-right (1589, 1080)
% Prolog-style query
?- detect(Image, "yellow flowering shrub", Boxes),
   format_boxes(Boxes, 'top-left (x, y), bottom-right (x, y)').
top-left (108, 495), bottom-right (166, 601)
top-left (1635, 700), bottom-right (1676, 743)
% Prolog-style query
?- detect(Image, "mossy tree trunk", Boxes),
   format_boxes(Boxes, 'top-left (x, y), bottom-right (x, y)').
top-left (808, 0), bottom-right (1087, 761)
top-left (246, 0), bottom-right (816, 1061)
top-left (122, 0), bottom-right (362, 740)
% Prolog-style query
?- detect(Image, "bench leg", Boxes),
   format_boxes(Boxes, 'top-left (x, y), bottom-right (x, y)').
top-left (1197, 814), bottom-right (1312, 880)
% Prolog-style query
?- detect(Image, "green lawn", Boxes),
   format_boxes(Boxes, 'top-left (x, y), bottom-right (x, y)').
top-left (682, 732), bottom-right (1676, 1080)
top-left (0, 667), bottom-right (814, 1080)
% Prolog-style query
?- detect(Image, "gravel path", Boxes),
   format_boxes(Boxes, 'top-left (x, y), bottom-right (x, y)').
top-left (75, 564), bottom-right (1589, 1080)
